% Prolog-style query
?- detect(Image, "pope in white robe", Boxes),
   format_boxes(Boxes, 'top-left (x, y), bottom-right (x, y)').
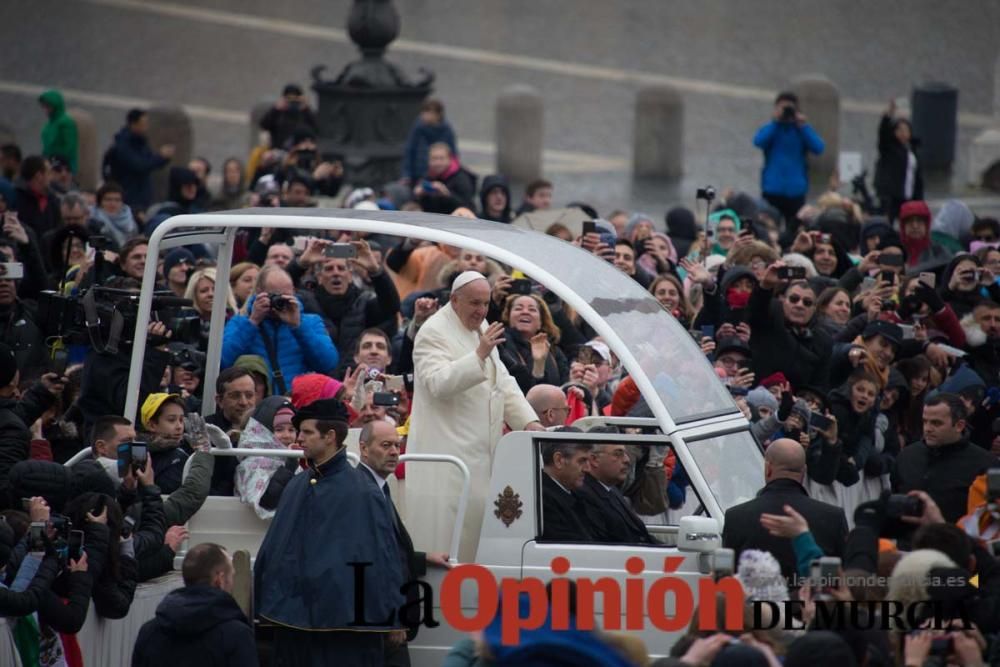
top-left (405, 271), bottom-right (543, 563)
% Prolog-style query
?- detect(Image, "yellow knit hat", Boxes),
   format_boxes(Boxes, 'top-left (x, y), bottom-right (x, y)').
top-left (141, 393), bottom-right (182, 431)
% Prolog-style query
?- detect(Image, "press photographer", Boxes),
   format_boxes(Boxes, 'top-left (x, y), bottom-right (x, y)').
top-left (37, 277), bottom-right (197, 433)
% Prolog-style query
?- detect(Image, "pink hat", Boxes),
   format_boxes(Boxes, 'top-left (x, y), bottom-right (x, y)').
top-left (273, 407), bottom-right (295, 429)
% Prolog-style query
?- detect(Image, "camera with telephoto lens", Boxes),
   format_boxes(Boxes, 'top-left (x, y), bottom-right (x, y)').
top-left (781, 104), bottom-right (797, 122)
top-left (268, 293), bottom-right (290, 312)
top-left (885, 493), bottom-right (924, 519)
top-left (169, 344), bottom-right (206, 374)
top-left (36, 287), bottom-right (199, 351)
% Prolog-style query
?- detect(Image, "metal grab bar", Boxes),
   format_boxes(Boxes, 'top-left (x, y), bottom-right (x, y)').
top-left (64, 448), bottom-right (92, 467)
top-left (181, 448), bottom-right (359, 482)
top-left (398, 453), bottom-right (470, 564)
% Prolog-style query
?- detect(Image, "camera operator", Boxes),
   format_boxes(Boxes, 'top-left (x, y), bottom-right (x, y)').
top-left (259, 84), bottom-right (318, 152)
top-left (75, 277), bottom-right (174, 435)
top-left (0, 343), bottom-right (65, 510)
top-left (221, 265), bottom-right (339, 395)
top-left (753, 91), bottom-right (825, 244)
top-left (893, 394), bottom-right (998, 523)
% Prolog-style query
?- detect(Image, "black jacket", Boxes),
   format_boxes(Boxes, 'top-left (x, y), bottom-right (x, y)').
top-left (747, 284), bottom-right (833, 391)
top-left (576, 474), bottom-right (654, 544)
top-left (132, 585), bottom-right (258, 667)
top-left (498, 328), bottom-right (569, 394)
top-left (14, 184), bottom-right (61, 238)
top-left (722, 477), bottom-right (848, 581)
top-left (892, 438), bottom-right (998, 523)
top-left (258, 105), bottom-right (318, 151)
top-left (77, 346), bottom-right (171, 437)
top-left (478, 174), bottom-right (512, 223)
top-left (417, 166), bottom-right (477, 214)
top-left (874, 115), bottom-right (924, 201)
top-left (0, 301), bottom-right (47, 374)
top-left (539, 472), bottom-right (593, 543)
top-left (358, 463), bottom-right (426, 634)
top-left (0, 383), bottom-right (56, 509)
top-left (304, 270), bottom-right (401, 372)
top-left (106, 127), bottom-right (170, 212)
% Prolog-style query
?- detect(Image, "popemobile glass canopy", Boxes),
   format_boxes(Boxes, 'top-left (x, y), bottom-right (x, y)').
top-left (125, 208), bottom-right (741, 437)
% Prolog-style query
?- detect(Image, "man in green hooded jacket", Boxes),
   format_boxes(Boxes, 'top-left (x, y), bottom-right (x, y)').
top-left (39, 90), bottom-right (78, 173)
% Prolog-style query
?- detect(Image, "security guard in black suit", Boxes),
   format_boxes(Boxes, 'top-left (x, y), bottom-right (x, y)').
top-left (358, 420), bottom-right (452, 666)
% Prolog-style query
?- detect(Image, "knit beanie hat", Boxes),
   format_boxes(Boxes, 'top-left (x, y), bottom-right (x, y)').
top-left (747, 386), bottom-right (779, 413)
top-left (272, 407), bottom-right (295, 429)
top-left (290, 373), bottom-right (343, 409)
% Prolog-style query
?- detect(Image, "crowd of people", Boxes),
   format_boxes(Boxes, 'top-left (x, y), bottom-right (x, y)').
top-left (0, 82), bottom-right (996, 666)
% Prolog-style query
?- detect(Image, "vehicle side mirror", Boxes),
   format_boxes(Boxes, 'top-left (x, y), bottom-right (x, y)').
top-left (677, 516), bottom-right (721, 553)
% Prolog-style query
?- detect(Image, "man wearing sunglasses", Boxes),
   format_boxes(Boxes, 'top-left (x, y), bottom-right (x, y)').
top-left (747, 261), bottom-right (833, 391)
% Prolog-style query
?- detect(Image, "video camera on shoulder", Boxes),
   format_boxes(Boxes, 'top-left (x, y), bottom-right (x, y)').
top-left (117, 441), bottom-right (149, 478)
top-left (36, 286), bottom-right (199, 352)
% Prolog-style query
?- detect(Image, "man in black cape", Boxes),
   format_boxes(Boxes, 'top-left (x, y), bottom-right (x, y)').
top-left (254, 397), bottom-right (404, 666)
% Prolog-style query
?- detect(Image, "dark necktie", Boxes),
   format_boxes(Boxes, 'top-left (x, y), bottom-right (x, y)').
top-left (383, 483), bottom-right (392, 502)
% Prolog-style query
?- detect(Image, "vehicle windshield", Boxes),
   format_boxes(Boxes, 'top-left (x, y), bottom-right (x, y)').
top-left (682, 429), bottom-right (763, 511)
top-left (204, 209), bottom-right (739, 423)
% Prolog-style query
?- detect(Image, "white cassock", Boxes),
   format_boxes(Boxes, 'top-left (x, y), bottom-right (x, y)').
top-left (405, 303), bottom-right (538, 563)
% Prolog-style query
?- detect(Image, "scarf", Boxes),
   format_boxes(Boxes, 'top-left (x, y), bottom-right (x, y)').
top-left (902, 224), bottom-right (931, 267)
top-left (429, 156), bottom-right (461, 182)
top-left (726, 288), bottom-right (751, 310)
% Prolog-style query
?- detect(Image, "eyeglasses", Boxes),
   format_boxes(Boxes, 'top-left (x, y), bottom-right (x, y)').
top-left (786, 294), bottom-right (815, 307)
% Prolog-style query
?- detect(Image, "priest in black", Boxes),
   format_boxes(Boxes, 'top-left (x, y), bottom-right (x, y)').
top-left (578, 442), bottom-right (655, 544)
top-left (357, 419), bottom-right (452, 665)
top-left (254, 398), bottom-right (404, 667)
top-left (539, 438), bottom-right (594, 542)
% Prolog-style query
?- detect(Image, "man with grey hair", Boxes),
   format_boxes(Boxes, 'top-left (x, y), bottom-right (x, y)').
top-left (406, 270), bottom-right (544, 562)
top-left (357, 419), bottom-right (450, 664)
top-left (722, 438), bottom-right (847, 579)
top-left (577, 441), bottom-right (654, 544)
top-left (540, 430), bottom-right (593, 542)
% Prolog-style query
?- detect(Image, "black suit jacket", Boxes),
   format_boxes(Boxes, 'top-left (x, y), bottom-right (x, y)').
top-left (540, 471), bottom-right (593, 542)
top-left (722, 478), bottom-right (848, 582)
top-left (360, 464), bottom-right (426, 581)
top-left (577, 474), bottom-right (654, 544)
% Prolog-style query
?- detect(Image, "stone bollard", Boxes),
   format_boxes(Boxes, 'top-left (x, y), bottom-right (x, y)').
top-left (496, 85), bottom-right (543, 184)
top-left (0, 124), bottom-right (14, 147)
top-left (146, 106), bottom-right (193, 207)
top-left (67, 108), bottom-right (98, 191)
top-left (632, 85), bottom-right (684, 180)
top-left (249, 100), bottom-right (273, 152)
top-left (789, 75), bottom-right (840, 190)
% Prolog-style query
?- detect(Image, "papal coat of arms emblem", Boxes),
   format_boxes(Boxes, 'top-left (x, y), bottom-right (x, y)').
top-left (493, 485), bottom-right (523, 527)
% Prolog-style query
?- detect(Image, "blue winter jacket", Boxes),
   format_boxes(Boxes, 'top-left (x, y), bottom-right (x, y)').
top-left (401, 120), bottom-right (458, 182)
top-left (752, 121), bottom-right (825, 198)
top-left (221, 295), bottom-right (339, 389)
top-left (106, 127), bottom-right (170, 212)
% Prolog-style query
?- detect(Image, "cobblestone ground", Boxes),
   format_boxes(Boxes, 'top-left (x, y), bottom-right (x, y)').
top-left (1, 0), bottom-right (997, 216)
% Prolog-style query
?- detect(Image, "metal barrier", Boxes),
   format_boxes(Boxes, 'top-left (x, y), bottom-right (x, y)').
top-left (398, 453), bottom-right (470, 563)
top-left (64, 447), bottom-right (92, 467)
top-left (180, 448), bottom-right (359, 482)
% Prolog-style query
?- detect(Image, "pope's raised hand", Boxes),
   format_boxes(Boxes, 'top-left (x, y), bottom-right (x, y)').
top-left (476, 322), bottom-right (506, 360)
